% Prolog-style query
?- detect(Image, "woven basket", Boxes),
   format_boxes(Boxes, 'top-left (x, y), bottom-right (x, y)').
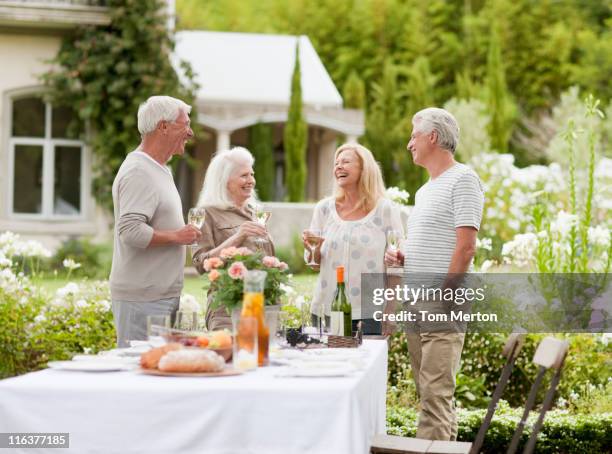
top-left (327, 335), bottom-right (361, 348)
top-left (327, 321), bottom-right (363, 348)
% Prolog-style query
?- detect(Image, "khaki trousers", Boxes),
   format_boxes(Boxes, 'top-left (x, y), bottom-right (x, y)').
top-left (405, 331), bottom-right (465, 441)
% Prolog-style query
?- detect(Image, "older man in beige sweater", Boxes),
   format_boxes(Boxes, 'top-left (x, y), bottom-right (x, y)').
top-left (110, 96), bottom-right (201, 347)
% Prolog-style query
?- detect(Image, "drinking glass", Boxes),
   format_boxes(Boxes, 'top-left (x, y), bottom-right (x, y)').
top-left (188, 207), bottom-right (206, 245)
top-left (265, 309), bottom-right (280, 350)
top-left (254, 205), bottom-right (271, 249)
top-left (233, 316), bottom-right (258, 371)
top-left (146, 314), bottom-right (170, 347)
top-left (174, 311), bottom-right (198, 331)
top-left (386, 230), bottom-right (403, 254)
top-left (303, 229), bottom-right (323, 266)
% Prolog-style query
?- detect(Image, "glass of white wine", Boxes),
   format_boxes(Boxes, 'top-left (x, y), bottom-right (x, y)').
top-left (254, 205), bottom-right (271, 249)
top-left (188, 207), bottom-right (205, 246)
top-left (386, 230), bottom-right (404, 265)
top-left (303, 229), bottom-right (323, 266)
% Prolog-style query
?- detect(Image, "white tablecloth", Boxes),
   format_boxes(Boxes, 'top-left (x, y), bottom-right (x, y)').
top-left (0, 340), bottom-right (387, 454)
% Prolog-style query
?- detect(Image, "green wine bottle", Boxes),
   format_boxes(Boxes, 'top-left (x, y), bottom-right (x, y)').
top-left (331, 266), bottom-right (352, 336)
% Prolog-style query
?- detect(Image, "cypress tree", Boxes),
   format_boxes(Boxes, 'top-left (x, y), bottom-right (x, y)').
top-left (249, 122), bottom-right (274, 201)
top-left (363, 58), bottom-right (403, 187)
top-left (486, 21), bottom-right (516, 152)
top-left (342, 71), bottom-right (366, 109)
top-left (284, 41), bottom-right (308, 202)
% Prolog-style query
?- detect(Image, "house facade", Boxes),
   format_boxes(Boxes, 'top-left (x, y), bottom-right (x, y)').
top-left (0, 4), bottom-right (364, 249)
top-left (0, 0), bottom-right (112, 249)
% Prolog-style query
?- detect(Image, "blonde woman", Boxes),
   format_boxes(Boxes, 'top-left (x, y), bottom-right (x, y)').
top-left (303, 143), bottom-right (404, 334)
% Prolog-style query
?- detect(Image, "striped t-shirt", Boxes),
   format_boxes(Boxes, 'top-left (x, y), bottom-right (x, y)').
top-left (403, 162), bottom-right (484, 274)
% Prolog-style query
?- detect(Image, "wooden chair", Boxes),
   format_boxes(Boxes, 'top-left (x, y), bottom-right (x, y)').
top-left (506, 337), bottom-right (569, 454)
top-left (371, 333), bottom-right (526, 454)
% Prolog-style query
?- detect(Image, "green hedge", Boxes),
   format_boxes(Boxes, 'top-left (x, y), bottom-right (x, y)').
top-left (387, 404), bottom-right (612, 454)
top-left (388, 332), bottom-right (612, 408)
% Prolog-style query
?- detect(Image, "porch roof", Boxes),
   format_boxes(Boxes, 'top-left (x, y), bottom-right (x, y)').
top-left (173, 31), bottom-right (343, 109)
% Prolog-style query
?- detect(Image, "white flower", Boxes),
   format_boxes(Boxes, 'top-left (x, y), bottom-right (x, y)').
top-left (385, 187), bottom-right (411, 205)
top-left (34, 314), bottom-right (47, 324)
top-left (56, 282), bottom-right (80, 298)
top-left (97, 299), bottom-right (111, 312)
top-left (179, 293), bottom-right (200, 313)
top-left (588, 226), bottom-right (611, 248)
top-left (550, 211), bottom-right (578, 237)
top-left (279, 283), bottom-right (296, 296)
top-left (75, 299), bottom-right (88, 309)
top-left (62, 258), bottom-right (82, 270)
top-left (501, 233), bottom-right (539, 267)
top-left (476, 237), bottom-right (492, 251)
top-left (479, 260), bottom-right (495, 273)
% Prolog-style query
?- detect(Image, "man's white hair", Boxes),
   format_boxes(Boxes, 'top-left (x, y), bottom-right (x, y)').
top-left (413, 107), bottom-right (460, 153)
top-left (137, 95), bottom-right (192, 136)
top-left (197, 147), bottom-right (259, 209)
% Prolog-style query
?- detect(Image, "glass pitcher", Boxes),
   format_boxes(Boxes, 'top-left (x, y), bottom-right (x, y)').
top-left (241, 270), bottom-right (269, 366)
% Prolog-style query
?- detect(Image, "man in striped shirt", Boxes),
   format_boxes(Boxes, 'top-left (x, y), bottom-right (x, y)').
top-left (385, 107), bottom-right (484, 441)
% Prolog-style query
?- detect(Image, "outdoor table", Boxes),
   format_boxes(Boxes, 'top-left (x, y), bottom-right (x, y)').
top-left (0, 339), bottom-right (387, 454)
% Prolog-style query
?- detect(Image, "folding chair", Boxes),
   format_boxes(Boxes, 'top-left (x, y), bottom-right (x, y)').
top-left (370, 333), bottom-right (526, 454)
top-left (506, 337), bottom-right (569, 454)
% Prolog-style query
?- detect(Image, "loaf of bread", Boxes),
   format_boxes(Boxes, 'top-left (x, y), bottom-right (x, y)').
top-left (140, 343), bottom-right (182, 369)
top-left (158, 349), bottom-right (225, 373)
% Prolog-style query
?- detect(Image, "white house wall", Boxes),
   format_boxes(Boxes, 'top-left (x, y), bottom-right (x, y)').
top-left (0, 32), bottom-right (110, 250)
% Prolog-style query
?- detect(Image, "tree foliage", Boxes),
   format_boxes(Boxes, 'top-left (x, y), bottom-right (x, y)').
top-left (42, 0), bottom-right (197, 210)
top-left (176, 0), bottom-right (610, 188)
top-left (249, 122), bottom-right (275, 201)
top-left (284, 43), bottom-right (307, 202)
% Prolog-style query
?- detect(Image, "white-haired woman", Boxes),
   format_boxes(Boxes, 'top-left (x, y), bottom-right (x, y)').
top-left (193, 147), bottom-right (273, 330)
top-left (304, 143), bottom-right (404, 335)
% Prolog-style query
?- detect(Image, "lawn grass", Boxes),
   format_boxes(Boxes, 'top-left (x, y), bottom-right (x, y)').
top-left (32, 272), bottom-right (319, 300)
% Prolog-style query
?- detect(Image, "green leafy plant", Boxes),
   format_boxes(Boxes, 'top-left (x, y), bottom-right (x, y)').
top-left (42, 0), bottom-right (198, 211)
top-left (204, 247), bottom-right (290, 313)
top-left (387, 403), bottom-right (612, 453)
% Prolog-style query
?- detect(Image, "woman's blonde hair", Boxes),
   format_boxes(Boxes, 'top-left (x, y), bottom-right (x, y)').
top-left (197, 147), bottom-right (259, 209)
top-left (332, 143), bottom-right (386, 213)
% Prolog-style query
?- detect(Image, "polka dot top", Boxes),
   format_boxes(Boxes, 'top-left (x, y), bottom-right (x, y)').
top-left (308, 196), bottom-right (405, 319)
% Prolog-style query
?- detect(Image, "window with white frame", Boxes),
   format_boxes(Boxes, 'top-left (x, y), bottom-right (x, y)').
top-left (9, 95), bottom-right (85, 219)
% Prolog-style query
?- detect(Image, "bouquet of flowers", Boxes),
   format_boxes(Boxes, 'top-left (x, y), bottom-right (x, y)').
top-left (203, 247), bottom-right (290, 313)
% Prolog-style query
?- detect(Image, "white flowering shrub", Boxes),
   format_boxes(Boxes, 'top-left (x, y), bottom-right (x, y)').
top-left (0, 232), bottom-right (115, 378)
top-left (385, 186), bottom-right (411, 206)
top-left (443, 98), bottom-right (493, 161)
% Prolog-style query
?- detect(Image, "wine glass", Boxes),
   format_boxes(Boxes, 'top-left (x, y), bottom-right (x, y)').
top-left (254, 205), bottom-right (271, 249)
top-left (188, 207), bottom-right (205, 246)
top-left (386, 230), bottom-right (404, 253)
top-left (303, 229), bottom-right (323, 266)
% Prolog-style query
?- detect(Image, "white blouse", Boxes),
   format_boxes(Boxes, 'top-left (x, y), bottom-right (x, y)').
top-left (308, 197), bottom-right (405, 319)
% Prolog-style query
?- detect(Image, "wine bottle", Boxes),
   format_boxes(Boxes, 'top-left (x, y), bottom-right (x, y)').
top-left (331, 266), bottom-right (352, 336)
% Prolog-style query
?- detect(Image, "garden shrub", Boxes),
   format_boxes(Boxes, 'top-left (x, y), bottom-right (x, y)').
top-left (50, 237), bottom-right (112, 279)
top-left (388, 332), bottom-right (612, 408)
top-left (0, 274), bottom-right (115, 379)
top-left (386, 403), bottom-right (612, 453)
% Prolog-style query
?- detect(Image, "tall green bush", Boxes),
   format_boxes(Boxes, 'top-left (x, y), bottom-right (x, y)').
top-left (249, 122), bottom-right (274, 201)
top-left (342, 71), bottom-right (366, 109)
top-left (42, 0), bottom-right (198, 210)
top-left (284, 42), bottom-right (307, 202)
top-left (485, 20), bottom-right (516, 153)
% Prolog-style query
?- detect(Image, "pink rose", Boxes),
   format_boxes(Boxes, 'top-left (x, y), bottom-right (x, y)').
top-left (220, 247), bottom-right (239, 259)
top-left (203, 257), bottom-right (224, 272)
top-left (236, 247), bottom-right (253, 256)
top-left (208, 269), bottom-right (220, 282)
top-left (228, 261), bottom-right (247, 279)
top-left (262, 256), bottom-right (281, 268)
top-left (279, 261), bottom-right (289, 271)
